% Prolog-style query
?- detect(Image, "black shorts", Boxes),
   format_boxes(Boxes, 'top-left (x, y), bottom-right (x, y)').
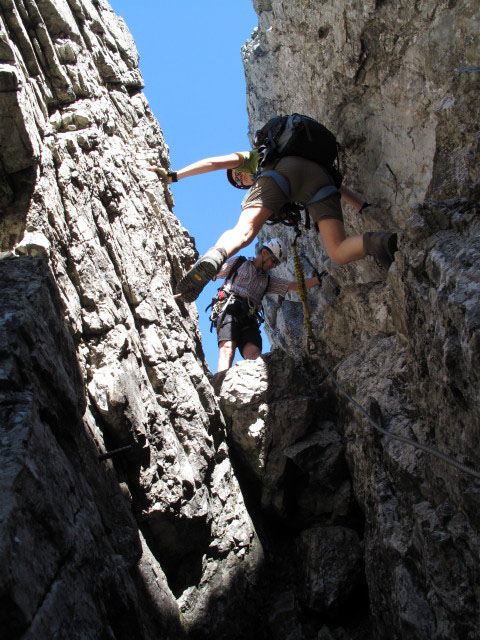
top-left (216, 310), bottom-right (262, 354)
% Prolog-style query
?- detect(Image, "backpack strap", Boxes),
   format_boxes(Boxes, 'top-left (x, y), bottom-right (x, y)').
top-left (257, 171), bottom-right (338, 206)
top-left (208, 256), bottom-right (246, 309)
top-left (224, 255), bottom-right (247, 286)
top-left (257, 170), bottom-right (291, 199)
top-left (306, 185), bottom-right (339, 206)
top-left (257, 171), bottom-right (338, 232)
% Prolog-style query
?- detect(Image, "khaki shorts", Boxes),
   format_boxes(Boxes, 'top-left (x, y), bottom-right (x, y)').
top-left (242, 156), bottom-right (343, 223)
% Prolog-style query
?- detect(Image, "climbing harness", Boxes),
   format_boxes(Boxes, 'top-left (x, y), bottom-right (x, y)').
top-left (205, 256), bottom-right (245, 330)
top-left (291, 236), bottom-right (480, 481)
top-left (209, 293), bottom-right (265, 334)
top-left (205, 256), bottom-right (266, 333)
top-left (207, 290), bottom-right (234, 332)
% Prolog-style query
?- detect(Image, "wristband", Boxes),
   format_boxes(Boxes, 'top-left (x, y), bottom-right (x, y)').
top-left (167, 170), bottom-right (178, 182)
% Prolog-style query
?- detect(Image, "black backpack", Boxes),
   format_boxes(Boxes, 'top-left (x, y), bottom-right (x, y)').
top-left (253, 113), bottom-right (342, 188)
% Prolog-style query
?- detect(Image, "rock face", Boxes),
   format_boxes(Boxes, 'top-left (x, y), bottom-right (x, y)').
top-left (217, 354), bottom-right (367, 638)
top-left (0, 257), bottom-right (185, 639)
top-left (237, 0), bottom-right (480, 638)
top-left (1, 0), bottom-right (479, 639)
top-left (0, 1), bottom-right (260, 638)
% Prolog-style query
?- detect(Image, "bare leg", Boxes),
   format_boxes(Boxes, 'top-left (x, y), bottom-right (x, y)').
top-left (317, 218), bottom-right (366, 265)
top-left (218, 340), bottom-right (236, 372)
top-left (242, 342), bottom-right (261, 360)
top-left (339, 186), bottom-right (366, 211)
top-left (176, 206), bottom-right (273, 302)
top-left (215, 206), bottom-right (273, 257)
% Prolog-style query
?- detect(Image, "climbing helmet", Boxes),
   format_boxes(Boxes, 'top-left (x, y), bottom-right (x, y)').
top-left (226, 168), bottom-right (250, 190)
top-left (262, 238), bottom-right (287, 265)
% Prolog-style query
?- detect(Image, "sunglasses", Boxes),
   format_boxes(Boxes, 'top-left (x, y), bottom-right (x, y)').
top-left (232, 171), bottom-right (245, 188)
top-left (265, 248), bottom-right (280, 266)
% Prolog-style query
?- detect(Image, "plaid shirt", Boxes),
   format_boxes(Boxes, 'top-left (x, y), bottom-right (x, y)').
top-left (215, 257), bottom-right (290, 305)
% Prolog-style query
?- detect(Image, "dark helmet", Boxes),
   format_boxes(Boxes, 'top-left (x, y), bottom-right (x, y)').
top-left (226, 168), bottom-right (250, 190)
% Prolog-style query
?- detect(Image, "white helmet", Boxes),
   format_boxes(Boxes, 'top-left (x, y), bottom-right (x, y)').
top-left (262, 238), bottom-right (287, 264)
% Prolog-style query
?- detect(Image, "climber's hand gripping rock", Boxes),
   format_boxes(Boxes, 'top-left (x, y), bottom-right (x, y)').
top-left (146, 166), bottom-right (178, 183)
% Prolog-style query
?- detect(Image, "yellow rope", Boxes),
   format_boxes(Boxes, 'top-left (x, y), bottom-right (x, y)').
top-left (292, 233), bottom-right (315, 347)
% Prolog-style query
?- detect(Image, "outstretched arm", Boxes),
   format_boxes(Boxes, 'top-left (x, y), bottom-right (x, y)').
top-left (147, 153), bottom-right (243, 182)
top-left (287, 276), bottom-right (320, 292)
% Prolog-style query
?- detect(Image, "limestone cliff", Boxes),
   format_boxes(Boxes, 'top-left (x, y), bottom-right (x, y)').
top-left (1, 0), bottom-right (479, 639)
top-left (228, 0), bottom-right (479, 638)
top-left (0, 1), bottom-right (260, 638)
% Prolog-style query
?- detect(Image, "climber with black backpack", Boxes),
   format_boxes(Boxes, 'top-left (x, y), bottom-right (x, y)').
top-left (147, 113), bottom-right (397, 302)
top-left (206, 237), bottom-right (321, 372)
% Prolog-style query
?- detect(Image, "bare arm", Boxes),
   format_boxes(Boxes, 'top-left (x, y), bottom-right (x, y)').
top-left (147, 153), bottom-right (243, 181)
top-left (287, 276), bottom-right (320, 292)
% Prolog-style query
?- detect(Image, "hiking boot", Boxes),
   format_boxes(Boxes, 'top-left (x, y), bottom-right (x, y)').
top-left (176, 246), bottom-right (227, 302)
top-left (363, 232), bottom-right (398, 269)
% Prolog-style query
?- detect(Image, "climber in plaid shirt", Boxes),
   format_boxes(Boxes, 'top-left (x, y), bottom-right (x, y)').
top-left (209, 238), bottom-right (320, 372)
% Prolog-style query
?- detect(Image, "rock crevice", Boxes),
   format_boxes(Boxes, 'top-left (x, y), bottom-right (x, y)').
top-left (1, 0), bottom-right (479, 639)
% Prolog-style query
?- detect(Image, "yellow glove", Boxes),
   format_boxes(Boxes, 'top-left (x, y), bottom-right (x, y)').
top-left (146, 166), bottom-right (177, 183)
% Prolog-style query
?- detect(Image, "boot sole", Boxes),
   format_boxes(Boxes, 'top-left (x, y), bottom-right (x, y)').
top-left (176, 259), bottom-right (219, 302)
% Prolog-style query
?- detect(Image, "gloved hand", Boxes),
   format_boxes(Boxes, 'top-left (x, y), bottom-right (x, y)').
top-left (303, 256), bottom-right (324, 282)
top-left (312, 266), bottom-right (324, 283)
top-left (146, 166), bottom-right (177, 183)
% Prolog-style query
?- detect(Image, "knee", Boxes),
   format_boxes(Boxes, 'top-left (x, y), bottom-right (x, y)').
top-left (233, 207), bottom-right (272, 248)
top-left (219, 341), bottom-right (235, 358)
top-left (242, 344), bottom-right (261, 360)
top-left (324, 242), bottom-right (349, 265)
top-left (328, 250), bottom-right (349, 265)
top-left (233, 222), bottom-right (256, 247)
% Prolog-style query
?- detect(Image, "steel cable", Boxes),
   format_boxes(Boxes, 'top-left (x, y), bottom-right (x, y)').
top-left (291, 236), bottom-right (480, 481)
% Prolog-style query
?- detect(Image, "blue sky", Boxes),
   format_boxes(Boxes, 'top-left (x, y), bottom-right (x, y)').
top-left (109, 0), bottom-right (261, 371)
